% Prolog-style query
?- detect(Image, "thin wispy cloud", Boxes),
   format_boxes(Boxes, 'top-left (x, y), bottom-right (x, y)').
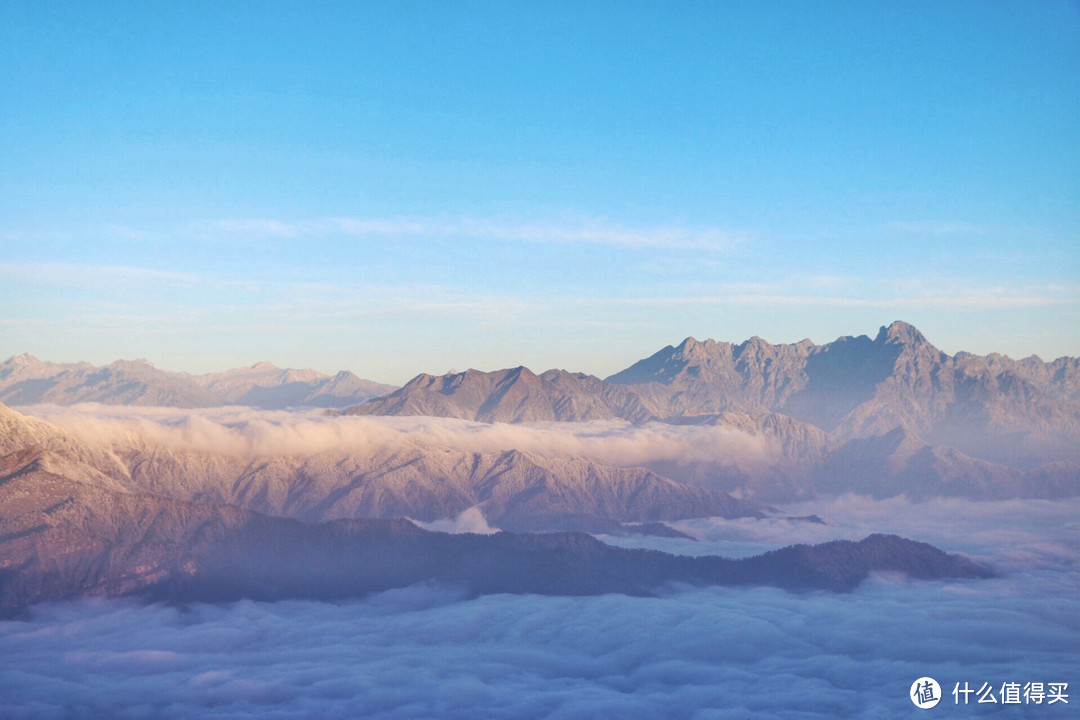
top-left (202, 218), bottom-right (305, 237)
top-left (0, 263), bottom-right (201, 288)
top-left (194, 216), bottom-right (745, 251)
top-left (889, 221), bottom-right (998, 236)
top-left (592, 295), bottom-right (1061, 310)
top-left (594, 284), bottom-right (1080, 311)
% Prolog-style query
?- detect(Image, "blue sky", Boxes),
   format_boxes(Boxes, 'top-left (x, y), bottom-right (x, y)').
top-left (2, 1), bottom-right (1078, 383)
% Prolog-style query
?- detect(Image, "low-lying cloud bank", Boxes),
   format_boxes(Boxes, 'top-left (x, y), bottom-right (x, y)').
top-left (4, 409), bottom-right (1074, 717)
top-left (2, 497), bottom-right (1075, 719)
top-left (605, 495), bottom-right (1080, 566)
top-left (21, 403), bottom-right (771, 467)
top-left (1, 569), bottom-right (1073, 719)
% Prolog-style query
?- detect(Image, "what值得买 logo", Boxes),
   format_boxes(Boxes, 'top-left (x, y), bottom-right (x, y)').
top-left (911, 677), bottom-right (942, 709)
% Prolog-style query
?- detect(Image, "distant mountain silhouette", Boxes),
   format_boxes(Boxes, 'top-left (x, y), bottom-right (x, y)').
top-left (0, 355), bottom-right (395, 409)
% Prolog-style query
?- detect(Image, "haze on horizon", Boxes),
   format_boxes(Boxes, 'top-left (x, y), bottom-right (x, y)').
top-left (2, 1), bottom-right (1078, 384)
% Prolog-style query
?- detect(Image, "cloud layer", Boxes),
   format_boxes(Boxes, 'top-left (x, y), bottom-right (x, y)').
top-left (23, 405), bottom-right (772, 468)
top-left (197, 215), bottom-right (745, 252)
top-left (2, 496), bottom-right (1075, 720)
top-left (4, 411), bottom-right (1075, 718)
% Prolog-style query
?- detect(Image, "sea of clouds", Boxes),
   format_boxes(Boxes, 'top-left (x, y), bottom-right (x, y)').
top-left (3, 406), bottom-right (1076, 717)
top-left (2, 495), bottom-right (1076, 719)
top-left (18, 403), bottom-right (771, 468)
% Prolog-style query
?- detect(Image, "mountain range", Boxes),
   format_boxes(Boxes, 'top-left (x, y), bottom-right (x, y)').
top-left (0, 403), bottom-right (757, 533)
top-left (3, 321), bottom-right (1045, 611)
top-left (0, 355), bottom-right (395, 409)
top-left (0, 435), bottom-right (992, 615)
top-left (350, 322), bottom-right (1080, 461)
top-left (6, 322), bottom-right (1079, 503)
top-left (10, 323), bottom-right (1077, 467)
top-left (342, 322), bottom-right (1080, 500)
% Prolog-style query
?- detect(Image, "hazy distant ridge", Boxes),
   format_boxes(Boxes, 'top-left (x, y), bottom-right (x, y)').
top-left (0, 355), bottom-right (396, 409)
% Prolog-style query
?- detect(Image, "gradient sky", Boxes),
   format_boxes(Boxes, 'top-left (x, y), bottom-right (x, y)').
top-left (2, 1), bottom-right (1078, 384)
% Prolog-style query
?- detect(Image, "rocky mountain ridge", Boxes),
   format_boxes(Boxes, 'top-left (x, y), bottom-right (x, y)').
top-left (608, 322), bottom-right (1080, 467)
top-left (345, 322), bottom-right (1080, 473)
top-left (348, 366), bottom-right (654, 423)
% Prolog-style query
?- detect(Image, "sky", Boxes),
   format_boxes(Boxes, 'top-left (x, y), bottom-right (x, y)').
top-left (2, 1), bottom-right (1078, 384)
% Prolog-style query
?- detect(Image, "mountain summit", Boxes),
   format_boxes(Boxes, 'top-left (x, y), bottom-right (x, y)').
top-left (876, 319), bottom-right (931, 347)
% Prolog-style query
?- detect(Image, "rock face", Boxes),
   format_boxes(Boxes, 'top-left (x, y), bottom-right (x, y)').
top-left (346, 367), bottom-right (654, 423)
top-left (0, 442), bottom-right (993, 614)
top-left (0, 356), bottom-right (395, 409)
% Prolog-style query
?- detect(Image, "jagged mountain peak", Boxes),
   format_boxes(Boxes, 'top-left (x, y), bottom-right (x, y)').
top-left (6, 353), bottom-right (41, 366)
top-left (737, 335), bottom-right (769, 350)
top-left (875, 320), bottom-right (931, 348)
top-left (350, 364), bottom-right (654, 423)
top-left (674, 336), bottom-right (723, 359)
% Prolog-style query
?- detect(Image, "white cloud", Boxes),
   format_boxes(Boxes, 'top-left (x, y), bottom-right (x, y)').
top-left (22, 406), bottom-right (773, 469)
top-left (412, 506), bottom-right (499, 535)
top-left (2, 409), bottom-right (1075, 719)
top-left (1, 502), bottom-right (1074, 720)
top-left (0, 263), bottom-right (200, 289)
top-left (594, 285), bottom-right (1079, 311)
top-left (196, 215), bottom-right (745, 251)
top-left (889, 221), bottom-right (995, 236)
top-left (655, 495), bottom-right (1080, 568)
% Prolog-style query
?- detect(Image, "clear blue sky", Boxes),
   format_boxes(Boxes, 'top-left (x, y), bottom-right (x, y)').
top-left (2, 1), bottom-right (1078, 383)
